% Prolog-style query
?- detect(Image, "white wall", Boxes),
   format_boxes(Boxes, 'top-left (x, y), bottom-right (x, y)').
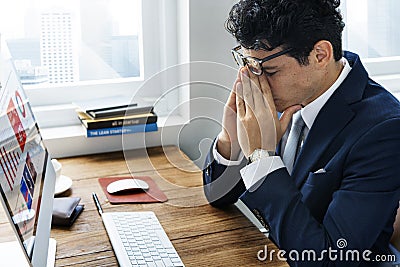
top-left (178, 0), bottom-right (238, 168)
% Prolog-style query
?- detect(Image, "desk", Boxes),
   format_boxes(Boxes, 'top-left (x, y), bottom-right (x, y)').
top-left (52, 146), bottom-right (288, 267)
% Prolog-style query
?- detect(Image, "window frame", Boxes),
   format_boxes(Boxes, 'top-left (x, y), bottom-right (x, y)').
top-left (26, 0), bottom-right (190, 124)
top-left (365, 58), bottom-right (400, 96)
top-left (340, 0), bottom-right (400, 94)
top-left (22, 0), bottom-right (191, 158)
top-left (26, 0), bottom-right (161, 107)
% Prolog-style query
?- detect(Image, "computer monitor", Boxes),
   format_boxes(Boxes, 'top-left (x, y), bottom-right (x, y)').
top-left (0, 39), bottom-right (56, 266)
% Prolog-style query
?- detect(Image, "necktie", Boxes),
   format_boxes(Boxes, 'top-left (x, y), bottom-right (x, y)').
top-left (282, 112), bottom-right (306, 174)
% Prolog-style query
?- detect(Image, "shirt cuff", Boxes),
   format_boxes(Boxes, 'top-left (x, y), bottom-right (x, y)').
top-left (240, 156), bottom-right (285, 190)
top-left (212, 136), bottom-right (244, 166)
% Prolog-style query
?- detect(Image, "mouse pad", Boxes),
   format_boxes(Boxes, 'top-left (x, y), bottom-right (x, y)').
top-left (98, 176), bottom-right (168, 204)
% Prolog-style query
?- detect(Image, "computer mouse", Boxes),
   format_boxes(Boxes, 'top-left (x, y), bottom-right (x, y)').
top-left (107, 179), bottom-right (149, 194)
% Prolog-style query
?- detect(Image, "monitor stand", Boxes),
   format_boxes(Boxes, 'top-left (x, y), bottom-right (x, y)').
top-left (0, 238), bottom-right (57, 267)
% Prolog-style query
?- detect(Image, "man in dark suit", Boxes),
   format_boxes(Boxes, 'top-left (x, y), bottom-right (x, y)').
top-left (203, 0), bottom-right (400, 266)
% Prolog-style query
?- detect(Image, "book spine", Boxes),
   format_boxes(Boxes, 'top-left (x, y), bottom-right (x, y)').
top-left (83, 115), bottom-right (157, 129)
top-left (86, 123), bottom-right (158, 138)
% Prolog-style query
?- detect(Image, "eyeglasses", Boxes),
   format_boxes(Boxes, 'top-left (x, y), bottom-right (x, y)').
top-left (231, 45), bottom-right (293, 76)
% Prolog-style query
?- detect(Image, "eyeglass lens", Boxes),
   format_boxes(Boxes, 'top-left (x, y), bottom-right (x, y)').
top-left (233, 51), bottom-right (262, 75)
top-left (246, 58), bottom-right (262, 75)
top-left (233, 51), bottom-right (245, 67)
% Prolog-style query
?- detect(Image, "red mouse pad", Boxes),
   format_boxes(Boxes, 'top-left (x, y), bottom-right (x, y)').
top-left (98, 176), bottom-right (168, 204)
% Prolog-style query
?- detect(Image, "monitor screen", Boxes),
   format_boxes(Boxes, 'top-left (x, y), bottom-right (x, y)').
top-left (0, 40), bottom-right (55, 266)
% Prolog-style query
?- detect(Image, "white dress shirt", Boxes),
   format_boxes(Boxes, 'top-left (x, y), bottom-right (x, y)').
top-left (212, 58), bottom-right (352, 190)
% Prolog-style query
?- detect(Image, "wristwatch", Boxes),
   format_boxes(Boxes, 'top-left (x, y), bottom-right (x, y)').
top-left (249, 149), bottom-right (275, 163)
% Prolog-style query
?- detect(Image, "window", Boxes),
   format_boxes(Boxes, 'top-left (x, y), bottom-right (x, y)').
top-left (1, 0), bottom-right (190, 157)
top-left (0, 0), bottom-right (188, 118)
top-left (341, 0), bottom-right (400, 93)
top-left (341, 0), bottom-right (400, 59)
top-left (1, 0), bottom-right (143, 88)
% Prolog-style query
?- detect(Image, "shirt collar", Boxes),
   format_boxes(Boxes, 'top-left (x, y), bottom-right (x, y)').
top-left (301, 58), bottom-right (352, 129)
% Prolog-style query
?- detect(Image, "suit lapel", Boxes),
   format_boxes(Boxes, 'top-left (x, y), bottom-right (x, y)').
top-left (290, 51), bottom-right (369, 187)
top-left (291, 93), bottom-right (355, 187)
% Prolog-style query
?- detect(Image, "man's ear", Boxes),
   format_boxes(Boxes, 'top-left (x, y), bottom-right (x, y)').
top-left (312, 40), bottom-right (334, 65)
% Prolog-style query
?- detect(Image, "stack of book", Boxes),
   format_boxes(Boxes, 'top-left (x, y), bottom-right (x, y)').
top-left (74, 97), bottom-right (158, 138)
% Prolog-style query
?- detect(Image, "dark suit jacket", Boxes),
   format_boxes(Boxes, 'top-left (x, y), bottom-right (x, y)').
top-left (203, 51), bottom-right (400, 266)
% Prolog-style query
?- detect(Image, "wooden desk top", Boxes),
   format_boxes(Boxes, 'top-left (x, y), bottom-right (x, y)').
top-left (52, 146), bottom-right (288, 267)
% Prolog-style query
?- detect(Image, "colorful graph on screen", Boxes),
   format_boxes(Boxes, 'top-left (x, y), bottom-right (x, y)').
top-left (0, 55), bottom-right (46, 240)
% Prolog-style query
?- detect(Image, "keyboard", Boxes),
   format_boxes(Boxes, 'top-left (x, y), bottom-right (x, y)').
top-left (101, 211), bottom-right (185, 267)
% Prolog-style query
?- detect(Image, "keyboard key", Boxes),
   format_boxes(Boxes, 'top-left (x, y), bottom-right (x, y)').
top-left (136, 255), bottom-right (145, 261)
top-left (166, 248), bottom-right (177, 254)
top-left (160, 252), bottom-right (169, 258)
top-left (170, 257), bottom-right (181, 263)
top-left (154, 260), bottom-right (165, 267)
top-left (162, 258), bottom-right (174, 267)
top-left (143, 252), bottom-right (152, 258)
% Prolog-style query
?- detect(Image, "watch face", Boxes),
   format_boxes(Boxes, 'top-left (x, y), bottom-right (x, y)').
top-left (250, 149), bottom-right (273, 162)
top-left (250, 149), bottom-right (260, 162)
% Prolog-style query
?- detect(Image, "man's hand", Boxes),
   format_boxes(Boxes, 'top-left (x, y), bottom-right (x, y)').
top-left (216, 70), bottom-right (243, 160)
top-left (236, 68), bottom-right (301, 158)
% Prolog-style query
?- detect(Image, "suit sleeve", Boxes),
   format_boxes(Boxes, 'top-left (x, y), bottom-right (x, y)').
top-left (203, 139), bottom-right (247, 208)
top-left (240, 118), bottom-right (400, 267)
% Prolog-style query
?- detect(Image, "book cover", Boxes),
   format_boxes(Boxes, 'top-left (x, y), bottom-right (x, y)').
top-left (86, 122), bottom-right (158, 138)
top-left (73, 95), bottom-right (138, 114)
top-left (87, 105), bottom-right (154, 119)
top-left (77, 111), bottom-right (158, 130)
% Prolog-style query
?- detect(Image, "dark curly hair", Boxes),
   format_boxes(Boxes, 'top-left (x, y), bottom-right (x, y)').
top-left (225, 0), bottom-right (345, 65)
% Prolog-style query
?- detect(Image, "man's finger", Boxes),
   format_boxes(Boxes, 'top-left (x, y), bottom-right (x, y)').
top-left (240, 68), bottom-right (255, 109)
top-left (232, 68), bottom-right (243, 93)
top-left (258, 72), bottom-right (275, 107)
top-left (248, 69), bottom-right (262, 94)
top-left (236, 82), bottom-right (246, 117)
top-left (226, 68), bottom-right (244, 111)
top-left (226, 80), bottom-right (239, 112)
top-left (248, 70), bottom-right (264, 112)
top-left (279, 105), bottom-right (302, 134)
top-left (251, 78), bottom-right (267, 112)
